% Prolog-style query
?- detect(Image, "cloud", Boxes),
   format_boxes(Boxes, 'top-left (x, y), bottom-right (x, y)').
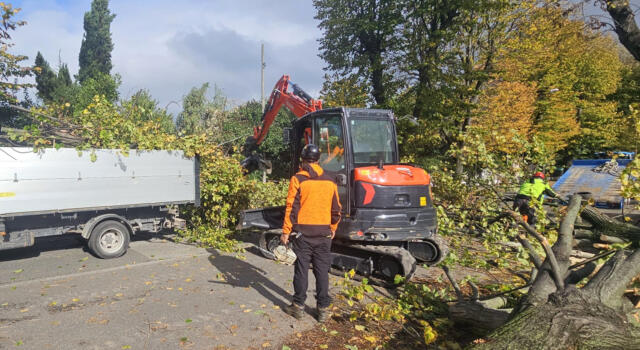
top-left (9, 0), bottom-right (326, 114)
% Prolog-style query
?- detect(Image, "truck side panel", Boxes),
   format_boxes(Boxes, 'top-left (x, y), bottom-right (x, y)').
top-left (0, 148), bottom-right (197, 217)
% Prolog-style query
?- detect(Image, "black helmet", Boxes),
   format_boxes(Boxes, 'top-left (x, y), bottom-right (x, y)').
top-left (301, 144), bottom-right (321, 161)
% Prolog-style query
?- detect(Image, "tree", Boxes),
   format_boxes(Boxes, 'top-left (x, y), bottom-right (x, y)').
top-left (176, 83), bottom-right (226, 135)
top-left (0, 3), bottom-right (33, 133)
top-left (496, 4), bottom-right (623, 158)
top-left (314, 0), bottom-right (401, 106)
top-left (319, 73), bottom-right (371, 108)
top-left (465, 197), bottom-right (640, 349)
top-left (603, 0), bottom-right (640, 61)
top-left (0, 3), bottom-right (31, 104)
top-left (77, 0), bottom-right (115, 87)
top-left (34, 52), bottom-right (58, 102)
top-left (471, 80), bottom-right (537, 154)
top-left (395, 0), bottom-right (518, 171)
top-left (119, 89), bottom-right (175, 134)
top-left (33, 52), bottom-right (74, 104)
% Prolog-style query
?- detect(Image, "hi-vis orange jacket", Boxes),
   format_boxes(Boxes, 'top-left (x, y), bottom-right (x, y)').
top-left (282, 162), bottom-right (341, 237)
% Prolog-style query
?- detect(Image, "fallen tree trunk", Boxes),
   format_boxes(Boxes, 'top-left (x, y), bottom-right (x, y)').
top-left (451, 195), bottom-right (640, 349)
top-left (471, 287), bottom-right (640, 350)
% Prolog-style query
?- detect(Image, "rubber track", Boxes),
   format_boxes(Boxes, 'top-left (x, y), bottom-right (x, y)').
top-left (332, 243), bottom-right (417, 286)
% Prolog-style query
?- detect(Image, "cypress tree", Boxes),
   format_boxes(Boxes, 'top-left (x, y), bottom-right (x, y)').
top-left (77, 0), bottom-right (115, 84)
top-left (57, 64), bottom-right (72, 88)
top-left (34, 51), bottom-right (59, 102)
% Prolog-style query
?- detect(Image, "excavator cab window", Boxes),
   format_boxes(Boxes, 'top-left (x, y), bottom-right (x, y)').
top-left (314, 114), bottom-right (345, 172)
top-left (350, 118), bottom-right (395, 166)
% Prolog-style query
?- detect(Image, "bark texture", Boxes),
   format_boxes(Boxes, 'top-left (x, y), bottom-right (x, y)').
top-left (472, 288), bottom-right (640, 350)
top-left (606, 0), bottom-right (640, 61)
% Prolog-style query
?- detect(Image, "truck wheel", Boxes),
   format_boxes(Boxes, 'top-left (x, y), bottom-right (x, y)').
top-left (88, 220), bottom-right (130, 259)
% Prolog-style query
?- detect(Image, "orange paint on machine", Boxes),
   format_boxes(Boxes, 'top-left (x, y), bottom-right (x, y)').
top-left (353, 165), bottom-right (431, 186)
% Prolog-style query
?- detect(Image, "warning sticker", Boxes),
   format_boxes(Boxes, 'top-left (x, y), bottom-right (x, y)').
top-left (0, 192), bottom-right (16, 198)
top-left (420, 196), bottom-right (426, 206)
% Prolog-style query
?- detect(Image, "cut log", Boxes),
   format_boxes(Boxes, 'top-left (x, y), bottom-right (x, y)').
top-left (574, 238), bottom-right (597, 251)
top-left (571, 250), bottom-right (595, 259)
top-left (599, 234), bottom-right (628, 244)
top-left (574, 229), bottom-right (596, 240)
top-left (580, 206), bottom-right (640, 242)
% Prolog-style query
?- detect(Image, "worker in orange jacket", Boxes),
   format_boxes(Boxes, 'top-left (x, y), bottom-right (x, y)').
top-left (281, 144), bottom-right (341, 322)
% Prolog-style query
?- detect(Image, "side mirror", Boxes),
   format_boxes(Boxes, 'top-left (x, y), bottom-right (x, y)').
top-left (283, 128), bottom-right (293, 145)
top-left (335, 174), bottom-right (347, 186)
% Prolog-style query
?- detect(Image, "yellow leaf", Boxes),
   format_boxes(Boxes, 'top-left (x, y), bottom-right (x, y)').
top-left (145, 281), bottom-right (152, 285)
top-left (421, 320), bottom-right (437, 345)
top-left (364, 335), bottom-right (377, 343)
top-left (354, 324), bottom-right (365, 331)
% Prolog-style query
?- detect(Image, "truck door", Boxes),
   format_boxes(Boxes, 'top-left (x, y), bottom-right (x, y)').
top-left (312, 113), bottom-right (349, 213)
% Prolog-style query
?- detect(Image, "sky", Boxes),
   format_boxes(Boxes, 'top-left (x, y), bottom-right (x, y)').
top-left (9, 0), bottom-right (325, 114)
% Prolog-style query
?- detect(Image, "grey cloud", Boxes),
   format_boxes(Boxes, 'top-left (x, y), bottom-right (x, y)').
top-left (165, 27), bottom-right (324, 104)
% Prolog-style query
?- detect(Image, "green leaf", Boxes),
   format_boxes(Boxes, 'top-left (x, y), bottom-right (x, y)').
top-left (185, 319), bottom-right (192, 323)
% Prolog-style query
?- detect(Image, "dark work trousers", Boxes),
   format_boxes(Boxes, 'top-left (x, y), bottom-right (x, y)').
top-left (291, 234), bottom-right (332, 308)
top-left (513, 195), bottom-right (536, 226)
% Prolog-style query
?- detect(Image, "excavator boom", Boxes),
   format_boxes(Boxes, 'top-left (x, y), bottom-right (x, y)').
top-left (243, 75), bottom-right (322, 159)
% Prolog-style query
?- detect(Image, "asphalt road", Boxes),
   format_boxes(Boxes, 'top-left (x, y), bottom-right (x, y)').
top-left (0, 232), bottom-right (325, 350)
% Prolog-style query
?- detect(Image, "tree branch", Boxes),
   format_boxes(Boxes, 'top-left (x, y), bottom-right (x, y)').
top-left (507, 210), bottom-right (565, 290)
top-left (516, 233), bottom-right (542, 269)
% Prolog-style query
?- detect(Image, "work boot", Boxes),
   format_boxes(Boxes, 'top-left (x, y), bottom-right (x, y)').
top-left (317, 307), bottom-right (331, 323)
top-left (283, 303), bottom-right (303, 320)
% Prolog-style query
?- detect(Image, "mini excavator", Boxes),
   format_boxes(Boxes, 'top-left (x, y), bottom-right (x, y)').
top-left (240, 75), bottom-right (448, 283)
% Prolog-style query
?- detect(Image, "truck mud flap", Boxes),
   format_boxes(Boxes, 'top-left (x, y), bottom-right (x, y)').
top-left (0, 231), bottom-right (35, 251)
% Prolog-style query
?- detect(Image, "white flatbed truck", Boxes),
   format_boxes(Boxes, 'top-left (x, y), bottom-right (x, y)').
top-left (0, 147), bottom-right (199, 258)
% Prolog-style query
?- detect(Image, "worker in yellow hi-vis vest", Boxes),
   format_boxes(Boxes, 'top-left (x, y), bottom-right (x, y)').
top-left (513, 172), bottom-right (558, 225)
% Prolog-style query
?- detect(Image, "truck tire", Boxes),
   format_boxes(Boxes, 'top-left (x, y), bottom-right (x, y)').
top-left (88, 220), bottom-right (130, 259)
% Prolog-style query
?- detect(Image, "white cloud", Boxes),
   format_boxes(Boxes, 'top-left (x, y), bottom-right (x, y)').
top-left (10, 0), bottom-right (325, 115)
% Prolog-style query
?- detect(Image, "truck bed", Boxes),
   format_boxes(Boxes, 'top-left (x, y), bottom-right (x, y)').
top-left (0, 148), bottom-right (199, 217)
top-left (552, 159), bottom-right (631, 209)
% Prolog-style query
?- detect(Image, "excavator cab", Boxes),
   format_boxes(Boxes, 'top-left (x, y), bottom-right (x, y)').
top-left (287, 108), bottom-right (398, 215)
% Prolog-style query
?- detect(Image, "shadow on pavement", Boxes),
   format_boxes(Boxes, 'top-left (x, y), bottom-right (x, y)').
top-left (0, 229), bottom-right (182, 262)
top-left (206, 248), bottom-right (314, 316)
top-left (0, 235), bottom-right (87, 262)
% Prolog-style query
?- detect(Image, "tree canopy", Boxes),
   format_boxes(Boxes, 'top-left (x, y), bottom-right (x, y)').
top-left (77, 0), bottom-right (116, 88)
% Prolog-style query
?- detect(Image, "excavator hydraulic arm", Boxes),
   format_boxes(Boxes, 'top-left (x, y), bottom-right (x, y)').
top-left (242, 75), bottom-right (322, 170)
